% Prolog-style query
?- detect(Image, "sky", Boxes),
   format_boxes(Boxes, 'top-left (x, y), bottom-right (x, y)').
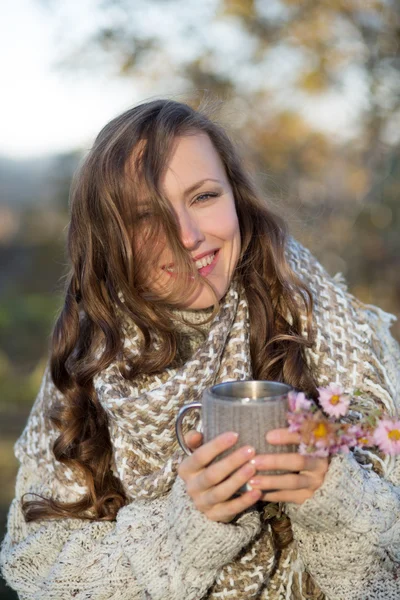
top-left (0, 0), bottom-right (141, 159)
top-left (0, 0), bottom-right (377, 160)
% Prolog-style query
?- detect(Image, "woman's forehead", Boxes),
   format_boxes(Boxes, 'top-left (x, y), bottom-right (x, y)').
top-left (126, 132), bottom-right (227, 203)
top-left (161, 135), bottom-right (227, 193)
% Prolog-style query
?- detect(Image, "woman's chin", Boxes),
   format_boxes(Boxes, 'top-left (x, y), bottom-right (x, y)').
top-left (179, 280), bottom-right (228, 310)
top-left (149, 270), bottom-right (231, 309)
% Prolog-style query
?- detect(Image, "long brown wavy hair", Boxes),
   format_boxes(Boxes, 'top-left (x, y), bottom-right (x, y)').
top-left (22, 97), bottom-right (319, 555)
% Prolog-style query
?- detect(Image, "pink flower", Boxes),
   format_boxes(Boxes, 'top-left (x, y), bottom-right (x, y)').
top-left (373, 420), bottom-right (400, 456)
top-left (287, 408), bottom-right (309, 433)
top-left (296, 412), bottom-right (340, 455)
top-left (288, 420), bottom-right (302, 433)
top-left (288, 390), bottom-right (313, 413)
top-left (298, 442), bottom-right (330, 458)
top-left (298, 442), bottom-right (330, 457)
top-left (347, 425), bottom-right (374, 448)
top-left (318, 383), bottom-right (350, 418)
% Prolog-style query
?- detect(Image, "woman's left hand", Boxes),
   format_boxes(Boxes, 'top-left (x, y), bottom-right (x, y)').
top-left (248, 428), bottom-right (329, 505)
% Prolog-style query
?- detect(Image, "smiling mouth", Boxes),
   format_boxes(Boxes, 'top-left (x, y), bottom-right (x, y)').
top-left (163, 250), bottom-right (219, 273)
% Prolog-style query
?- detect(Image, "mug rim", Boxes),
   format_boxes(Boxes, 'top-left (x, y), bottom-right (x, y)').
top-left (207, 380), bottom-right (293, 403)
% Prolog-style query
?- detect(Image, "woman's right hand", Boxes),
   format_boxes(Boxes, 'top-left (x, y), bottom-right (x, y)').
top-left (177, 430), bottom-right (262, 523)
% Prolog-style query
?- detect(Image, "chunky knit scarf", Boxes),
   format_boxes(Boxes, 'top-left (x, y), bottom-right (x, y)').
top-left (91, 236), bottom-right (397, 600)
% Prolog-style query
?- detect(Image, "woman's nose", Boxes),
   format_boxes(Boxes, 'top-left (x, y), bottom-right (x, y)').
top-left (178, 210), bottom-right (205, 250)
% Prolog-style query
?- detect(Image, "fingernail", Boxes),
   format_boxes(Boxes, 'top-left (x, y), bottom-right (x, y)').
top-left (250, 457), bottom-right (263, 467)
top-left (241, 446), bottom-right (255, 457)
top-left (250, 489), bottom-right (262, 498)
top-left (225, 432), bottom-right (239, 443)
top-left (266, 431), bottom-right (280, 443)
top-left (249, 478), bottom-right (261, 486)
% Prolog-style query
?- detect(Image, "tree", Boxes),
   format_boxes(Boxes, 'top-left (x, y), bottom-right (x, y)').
top-left (43, 0), bottom-right (400, 332)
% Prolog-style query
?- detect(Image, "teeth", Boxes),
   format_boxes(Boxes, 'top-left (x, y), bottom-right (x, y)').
top-left (195, 251), bottom-right (216, 269)
top-left (164, 251), bottom-right (216, 272)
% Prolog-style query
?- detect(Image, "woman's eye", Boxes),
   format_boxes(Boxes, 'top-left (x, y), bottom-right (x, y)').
top-left (137, 211), bottom-right (152, 221)
top-left (193, 192), bottom-right (219, 204)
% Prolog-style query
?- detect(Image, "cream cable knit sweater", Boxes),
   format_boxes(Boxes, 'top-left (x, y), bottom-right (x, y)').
top-left (1, 274), bottom-right (400, 599)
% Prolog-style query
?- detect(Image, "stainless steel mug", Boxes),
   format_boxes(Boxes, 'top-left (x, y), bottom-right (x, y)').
top-left (175, 380), bottom-right (296, 493)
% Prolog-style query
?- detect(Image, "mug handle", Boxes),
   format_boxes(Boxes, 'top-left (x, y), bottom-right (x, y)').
top-left (175, 402), bottom-right (202, 455)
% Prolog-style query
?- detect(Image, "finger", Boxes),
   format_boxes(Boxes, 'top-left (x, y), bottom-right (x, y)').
top-left (251, 453), bottom-right (319, 473)
top-left (189, 444), bottom-right (256, 494)
top-left (197, 461), bottom-right (258, 510)
top-left (184, 430), bottom-right (203, 450)
top-left (248, 472), bottom-right (311, 492)
top-left (314, 457), bottom-right (330, 475)
top-left (178, 431), bottom-right (238, 478)
top-left (266, 428), bottom-right (301, 445)
top-left (205, 488), bottom-right (262, 523)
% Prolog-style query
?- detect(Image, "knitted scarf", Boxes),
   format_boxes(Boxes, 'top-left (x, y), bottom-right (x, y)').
top-left (90, 236), bottom-right (397, 600)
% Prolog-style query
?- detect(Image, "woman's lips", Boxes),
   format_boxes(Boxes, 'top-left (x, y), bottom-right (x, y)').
top-left (163, 249), bottom-right (220, 279)
top-left (197, 249), bottom-right (219, 277)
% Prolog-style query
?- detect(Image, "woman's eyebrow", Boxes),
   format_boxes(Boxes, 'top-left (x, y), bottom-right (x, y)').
top-left (183, 178), bottom-right (224, 196)
top-left (138, 178), bottom-right (224, 206)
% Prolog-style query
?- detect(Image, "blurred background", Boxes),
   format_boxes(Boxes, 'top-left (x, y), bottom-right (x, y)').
top-left (1, 0), bottom-right (399, 597)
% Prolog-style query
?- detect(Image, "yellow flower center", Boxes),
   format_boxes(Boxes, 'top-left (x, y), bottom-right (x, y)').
top-left (313, 422), bottom-right (329, 438)
top-left (330, 395), bottom-right (340, 405)
top-left (358, 437), bottom-right (369, 445)
top-left (388, 429), bottom-right (400, 441)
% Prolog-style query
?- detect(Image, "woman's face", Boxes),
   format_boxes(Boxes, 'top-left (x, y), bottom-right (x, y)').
top-left (136, 132), bottom-right (241, 309)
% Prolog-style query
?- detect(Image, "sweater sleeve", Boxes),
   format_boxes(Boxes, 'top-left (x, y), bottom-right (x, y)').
top-left (285, 305), bottom-right (400, 600)
top-left (0, 381), bottom-right (261, 599)
top-left (1, 455), bottom-right (260, 600)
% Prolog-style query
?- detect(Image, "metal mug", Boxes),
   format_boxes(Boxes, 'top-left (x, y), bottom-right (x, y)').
top-left (175, 380), bottom-right (296, 493)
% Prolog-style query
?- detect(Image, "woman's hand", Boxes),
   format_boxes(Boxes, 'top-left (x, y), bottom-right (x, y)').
top-left (248, 428), bottom-right (329, 505)
top-left (177, 430), bottom-right (262, 523)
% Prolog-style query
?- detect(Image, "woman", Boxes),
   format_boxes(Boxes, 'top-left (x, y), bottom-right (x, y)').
top-left (1, 98), bottom-right (399, 600)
